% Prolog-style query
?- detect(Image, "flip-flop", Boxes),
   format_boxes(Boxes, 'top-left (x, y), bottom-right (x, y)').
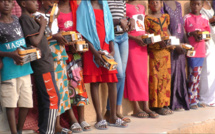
top-left (17, 131), bottom-right (22, 134)
top-left (197, 103), bottom-right (206, 108)
top-left (80, 121), bottom-right (91, 131)
top-left (190, 105), bottom-right (198, 110)
top-left (108, 118), bottom-right (128, 128)
top-left (121, 117), bottom-right (131, 123)
top-left (155, 108), bottom-right (168, 115)
top-left (70, 123), bottom-right (83, 133)
top-left (94, 120), bottom-right (108, 130)
top-left (56, 128), bottom-right (72, 134)
top-left (147, 111), bottom-right (159, 118)
top-left (164, 107), bottom-right (173, 114)
top-left (131, 111), bottom-right (149, 118)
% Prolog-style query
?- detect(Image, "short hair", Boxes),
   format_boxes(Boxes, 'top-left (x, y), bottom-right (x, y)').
top-left (16, 0), bottom-right (24, 7)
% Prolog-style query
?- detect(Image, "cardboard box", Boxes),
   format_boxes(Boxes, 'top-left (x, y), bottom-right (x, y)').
top-left (197, 31), bottom-right (210, 41)
top-left (18, 47), bottom-right (41, 65)
top-left (76, 41), bottom-right (89, 52)
top-left (100, 50), bottom-right (118, 71)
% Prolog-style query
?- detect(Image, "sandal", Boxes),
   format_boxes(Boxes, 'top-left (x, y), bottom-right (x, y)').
top-left (164, 107), bottom-right (173, 114)
top-left (198, 103), bottom-right (206, 108)
top-left (108, 118), bottom-right (128, 128)
top-left (56, 128), bottom-right (72, 134)
top-left (70, 123), bottom-right (83, 133)
top-left (80, 121), bottom-right (91, 131)
top-left (147, 111), bottom-right (159, 118)
top-left (155, 108), bottom-right (168, 115)
top-left (131, 111), bottom-right (149, 118)
top-left (190, 105), bottom-right (198, 110)
top-left (94, 120), bottom-right (108, 130)
top-left (121, 117), bottom-right (131, 123)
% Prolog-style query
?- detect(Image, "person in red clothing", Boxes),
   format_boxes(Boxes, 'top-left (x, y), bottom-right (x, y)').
top-left (57, 0), bottom-right (91, 133)
top-left (77, 0), bottom-right (127, 130)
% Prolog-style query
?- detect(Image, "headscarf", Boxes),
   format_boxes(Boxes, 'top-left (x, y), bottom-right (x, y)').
top-left (76, 0), bottom-right (114, 54)
top-left (70, 0), bottom-right (78, 32)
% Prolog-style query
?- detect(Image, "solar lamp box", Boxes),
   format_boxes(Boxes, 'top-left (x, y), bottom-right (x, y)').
top-left (50, 3), bottom-right (59, 23)
top-left (100, 50), bottom-right (118, 71)
top-left (181, 44), bottom-right (196, 57)
top-left (76, 40), bottom-right (89, 52)
top-left (197, 31), bottom-right (210, 41)
top-left (142, 34), bottom-right (162, 44)
top-left (62, 31), bottom-right (77, 42)
top-left (162, 36), bottom-right (180, 46)
top-left (114, 25), bottom-right (124, 34)
top-left (17, 47), bottom-right (41, 65)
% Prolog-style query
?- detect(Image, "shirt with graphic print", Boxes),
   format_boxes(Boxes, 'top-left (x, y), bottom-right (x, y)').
top-left (0, 16), bottom-right (33, 81)
top-left (184, 13), bottom-right (210, 57)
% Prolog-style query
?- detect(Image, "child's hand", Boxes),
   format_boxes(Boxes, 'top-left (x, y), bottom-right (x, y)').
top-left (128, 18), bottom-right (135, 31)
top-left (120, 18), bottom-right (129, 32)
top-left (68, 41), bottom-right (77, 53)
top-left (35, 15), bottom-right (47, 27)
top-left (189, 31), bottom-right (201, 42)
top-left (135, 36), bottom-right (147, 47)
top-left (10, 49), bottom-right (23, 65)
top-left (94, 51), bottom-right (105, 67)
top-left (53, 32), bottom-right (68, 46)
top-left (175, 45), bottom-right (184, 54)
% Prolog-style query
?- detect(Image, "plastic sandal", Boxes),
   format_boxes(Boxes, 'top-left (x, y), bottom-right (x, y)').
top-left (80, 121), bottom-right (91, 131)
top-left (94, 120), bottom-right (108, 130)
top-left (108, 118), bottom-right (128, 128)
top-left (190, 105), bottom-right (198, 110)
top-left (131, 111), bottom-right (149, 118)
top-left (56, 128), bottom-right (72, 134)
top-left (121, 117), bottom-right (131, 123)
top-left (155, 108), bottom-right (168, 115)
top-left (197, 103), bottom-right (206, 108)
top-left (148, 111), bottom-right (159, 118)
top-left (70, 123), bottom-right (83, 133)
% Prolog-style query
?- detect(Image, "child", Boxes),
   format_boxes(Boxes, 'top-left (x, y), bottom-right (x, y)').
top-left (162, 1), bottom-right (190, 111)
top-left (199, 0), bottom-right (215, 107)
top-left (124, 0), bottom-right (159, 118)
top-left (58, 0), bottom-right (91, 132)
top-left (34, 0), bottom-right (75, 133)
top-left (0, 0), bottom-right (33, 134)
top-left (17, 0), bottom-right (60, 133)
top-left (184, 0), bottom-right (210, 109)
top-left (105, 0), bottom-right (130, 123)
top-left (144, 0), bottom-right (173, 115)
top-left (77, 0), bottom-right (127, 129)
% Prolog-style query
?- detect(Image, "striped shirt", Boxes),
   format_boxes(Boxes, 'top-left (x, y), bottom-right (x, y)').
top-left (108, 0), bottom-right (126, 19)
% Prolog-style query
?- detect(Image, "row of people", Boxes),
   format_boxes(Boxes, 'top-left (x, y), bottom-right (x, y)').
top-left (0, 0), bottom-right (215, 134)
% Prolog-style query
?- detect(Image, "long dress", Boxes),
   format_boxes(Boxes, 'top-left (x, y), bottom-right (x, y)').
top-left (144, 14), bottom-right (171, 108)
top-left (162, 2), bottom-right (189, 110)
top-left (199, 7), bottom-right (215, 107)
top-left (83, 9), bottom-right (118, 83)
top-left (124, 4), bottom-right (148, 101)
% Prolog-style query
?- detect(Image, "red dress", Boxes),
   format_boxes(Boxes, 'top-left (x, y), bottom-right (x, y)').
top-left (83, 9), bottom-right (118, 83)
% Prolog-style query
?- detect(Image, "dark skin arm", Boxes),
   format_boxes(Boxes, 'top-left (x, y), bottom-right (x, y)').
top-left (187, 30), bottom-right (201, 42)
top-left (84, 38), bottom-right (105, 66)
top-left (28, 16), bottom-right (47, 47)
top-left (128, 34), bottom-right (147, 47)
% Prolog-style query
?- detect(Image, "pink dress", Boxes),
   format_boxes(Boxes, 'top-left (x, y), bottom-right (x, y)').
top-left (124, 4), bottom-right (148, 101)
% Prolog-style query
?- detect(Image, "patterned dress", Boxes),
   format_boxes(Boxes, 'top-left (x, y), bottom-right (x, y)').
top-left (162, 2), bottom-right (189, 110)
top-left (49, 41), bottom-right (71, 115)
top-left (144, 14), bottom-right (171, 108)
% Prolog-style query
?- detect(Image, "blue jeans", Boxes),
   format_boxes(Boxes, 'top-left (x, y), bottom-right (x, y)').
top-left (107, 33), bottom-right (129, 110)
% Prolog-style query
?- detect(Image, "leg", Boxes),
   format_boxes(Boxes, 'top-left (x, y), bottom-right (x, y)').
top-left (67, 108), bottom-right (82, 132)
top-left (142, 101), bottom-right (159, 118)
top-left (35, 72), bottom-right (60, 134)
top-left (17, 108), bottom-right (29, 132)
top-left (6, 108), bottom-right (17, 134)
top-left (91, 83), bottom-right (107, 129)
top-left (132, 101), bottom-right (148, 118)
top-left (107, 83), bottom-right (117, 123)
top-left (77, 106), bottom-right (91, 130)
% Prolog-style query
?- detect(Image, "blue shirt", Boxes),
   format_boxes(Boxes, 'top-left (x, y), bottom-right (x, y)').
top-left (0, 16), bottom-right (33, 81)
